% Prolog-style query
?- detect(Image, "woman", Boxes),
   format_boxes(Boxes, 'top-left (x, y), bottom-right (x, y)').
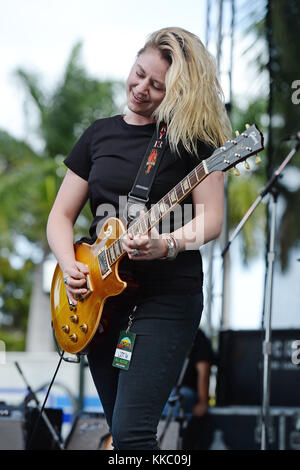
top-left (47, 27), bottom-right (232, 450)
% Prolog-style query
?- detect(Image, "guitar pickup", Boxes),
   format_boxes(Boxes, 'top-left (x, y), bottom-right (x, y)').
top-left (75, 274), bottom-right (93, 302)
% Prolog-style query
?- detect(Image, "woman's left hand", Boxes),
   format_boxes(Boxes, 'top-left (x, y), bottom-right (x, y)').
top-left (122, 225), bottom-right (168, 261)
top-left (193, 402), bottom-right (208, 418)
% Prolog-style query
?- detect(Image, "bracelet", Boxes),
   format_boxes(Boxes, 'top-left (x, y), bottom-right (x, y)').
top-left (160, 234), bottom-right (180, 260)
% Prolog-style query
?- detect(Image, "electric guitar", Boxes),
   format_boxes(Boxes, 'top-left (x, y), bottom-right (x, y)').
top-left (51, 124), bottom-right (264, 355)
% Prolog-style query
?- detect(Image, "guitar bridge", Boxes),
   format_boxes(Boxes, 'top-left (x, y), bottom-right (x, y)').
top-left (67, 295), bottom-right (76, 311)
top-left (75, 275), bottom-right (93, 302)
top-left (66, 275), bottom-right (93, 308)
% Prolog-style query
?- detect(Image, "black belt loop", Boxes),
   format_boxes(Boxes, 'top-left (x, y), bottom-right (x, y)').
top-left (124, 123), bottom-right (167, 224)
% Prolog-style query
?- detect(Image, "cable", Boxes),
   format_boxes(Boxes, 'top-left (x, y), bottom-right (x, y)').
top-left (26, 351), bottom-right (65, 450)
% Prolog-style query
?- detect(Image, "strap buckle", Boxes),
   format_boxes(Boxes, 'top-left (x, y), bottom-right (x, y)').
top-left (124, 193), bottom-right (149, 222)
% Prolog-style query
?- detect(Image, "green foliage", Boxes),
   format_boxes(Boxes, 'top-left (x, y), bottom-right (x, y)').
top-left (232, 0), bottom-right (300, 270)
top-left (15, 42), bottom-right (122, 158)
top-left (0, 258), bottom-right (34, 330)
top-left (0, 135), bottom-right (61, 251)
top-left (270, 0), bottom-right (300, 139)
top-left (277, 187), bottom-right (300, 269)
top-left (227, 97), bottom-right (268, 262)
top-left (265, 1), bottom-right (300, 270)
top-left (0, 329), bottom-right (26, 351)
top-left (228, 173), bottom-right (266, 261)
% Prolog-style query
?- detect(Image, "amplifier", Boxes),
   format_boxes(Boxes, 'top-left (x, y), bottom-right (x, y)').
top-left (0, 406), bottom-right (25, 450)
top-left (0, 405), bottom-right (63, 450)
top-left (66, 411), bottom-right (181, 450)
top-left (182, 406), bottom-right (300, 450)
top-left (216, 329), bottom-right (300, 406)
top-left (66, 412), bottom-right (111, 450)
top-left (24, 407), bottom-right (63, 450)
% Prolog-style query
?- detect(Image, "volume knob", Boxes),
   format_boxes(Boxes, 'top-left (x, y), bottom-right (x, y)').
top-left (69, 334), bottom-right (78, 343)
top-left (61, 325), bottom-right (70, 334)
top-left (79, 324), bottom-right (88, 334)
top-left (70, 314), bottom-right (79, 324)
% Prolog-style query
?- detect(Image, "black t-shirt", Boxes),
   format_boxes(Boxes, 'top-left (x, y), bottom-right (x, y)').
top-left (64, 115), bottom-right (214, 295)
top-left (181, 329), bottom-right (215, 391)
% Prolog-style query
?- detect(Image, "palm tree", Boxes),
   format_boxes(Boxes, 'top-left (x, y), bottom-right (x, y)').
top-left (236, 0), bottom-right (300, 270)
top-left (0, 42), bottom-right (122, 349)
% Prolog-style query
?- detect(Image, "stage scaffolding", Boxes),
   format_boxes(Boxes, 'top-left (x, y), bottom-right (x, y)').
top-left (202, 0), bottom-right (236, 336)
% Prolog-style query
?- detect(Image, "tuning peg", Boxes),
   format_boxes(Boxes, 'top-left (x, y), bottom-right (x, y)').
top-left (245, 123), bottom-right (250, 129)
top-left (244, 160), bottom-right (250, 170)
top-left (255, 154), bottom-right (262, 165)
top-left (235, 130), bottom-right (240, 136)
top-left (233, 167), bottom-right (240, 176)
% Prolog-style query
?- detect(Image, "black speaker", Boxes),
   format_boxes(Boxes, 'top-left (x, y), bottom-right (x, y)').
top-left (216, 329), bottom-right (300, 406)
top-left (0, 406), bottom-right (25, 450)
top-left (24, 407), bottom-right (63, 450)
top-left (183, 407), bottom-right (300, 450)
top-left (66, 412), bottom-right (111, 450)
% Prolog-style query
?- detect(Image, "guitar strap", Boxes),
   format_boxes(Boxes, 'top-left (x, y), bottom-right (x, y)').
top-left (124, 122), bottom-right (167, 224)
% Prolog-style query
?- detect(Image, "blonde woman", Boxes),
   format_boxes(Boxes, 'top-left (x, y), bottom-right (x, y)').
top-left (47, 27), bottom-right (232, 450)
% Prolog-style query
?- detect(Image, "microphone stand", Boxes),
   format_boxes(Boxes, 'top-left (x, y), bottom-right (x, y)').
top-left (15, 361), bottom-right (65, 450)
top-left (221, 140), bottom-right (299, 450)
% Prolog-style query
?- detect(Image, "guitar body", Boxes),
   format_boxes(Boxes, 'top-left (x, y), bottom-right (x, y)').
top-left (51, 217), bottom-right (128, 354)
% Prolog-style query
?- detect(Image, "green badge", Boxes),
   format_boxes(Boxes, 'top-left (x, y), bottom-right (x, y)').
top-left (112, 330), bottom-right (136, 371)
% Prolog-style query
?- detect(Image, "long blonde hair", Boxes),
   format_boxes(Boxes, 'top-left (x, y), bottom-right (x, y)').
top-left (138, 27), bottom-right (232, 154)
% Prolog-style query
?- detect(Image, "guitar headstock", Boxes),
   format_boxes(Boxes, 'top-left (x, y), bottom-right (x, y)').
top-left (206, 124), bottom-right (264, 174)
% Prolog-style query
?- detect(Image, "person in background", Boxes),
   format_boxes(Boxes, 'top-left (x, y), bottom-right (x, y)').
top-left (163, 328), bottom-right (215, 418)
top-left (181, 328), bottom-right (215, 417)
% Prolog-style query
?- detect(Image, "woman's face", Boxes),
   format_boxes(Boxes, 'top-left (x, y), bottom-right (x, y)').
top-left (126, 48), bottom-right (170, 122)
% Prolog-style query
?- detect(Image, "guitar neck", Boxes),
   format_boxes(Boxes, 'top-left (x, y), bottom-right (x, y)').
top-left (103, 123), bottom-right (264, 267)
top-left (105, 159), bottom-right (208, 266)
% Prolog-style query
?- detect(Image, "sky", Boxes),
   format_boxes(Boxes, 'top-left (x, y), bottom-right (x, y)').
top-left (0, 0), bottom-right (262, 142)
top-left (1, 0), bottom-right (299, 331)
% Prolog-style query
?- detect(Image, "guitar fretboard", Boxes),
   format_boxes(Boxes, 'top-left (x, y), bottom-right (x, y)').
top-left (105, 159), bottom-right (207, 266)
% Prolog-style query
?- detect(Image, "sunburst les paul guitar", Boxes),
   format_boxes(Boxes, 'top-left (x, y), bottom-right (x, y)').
top-left (51, 124), bottom-right (264, 355)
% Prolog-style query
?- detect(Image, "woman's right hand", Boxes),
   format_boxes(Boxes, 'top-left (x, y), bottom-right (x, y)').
top-left (61, 261), bottom-right (89, 305)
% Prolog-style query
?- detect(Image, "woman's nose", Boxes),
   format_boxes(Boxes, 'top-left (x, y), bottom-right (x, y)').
top-left (135, 78), bottom-right (149, 95)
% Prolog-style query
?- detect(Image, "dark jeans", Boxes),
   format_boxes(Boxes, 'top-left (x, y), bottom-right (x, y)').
top-left (162, 386), bottom-right (198, 418)
top-left (87, 291), bottom-right (203, 450)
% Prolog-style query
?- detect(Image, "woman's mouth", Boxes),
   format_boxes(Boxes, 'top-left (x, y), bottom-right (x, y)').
top-left (132, 91), bottom-right (147, 104)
